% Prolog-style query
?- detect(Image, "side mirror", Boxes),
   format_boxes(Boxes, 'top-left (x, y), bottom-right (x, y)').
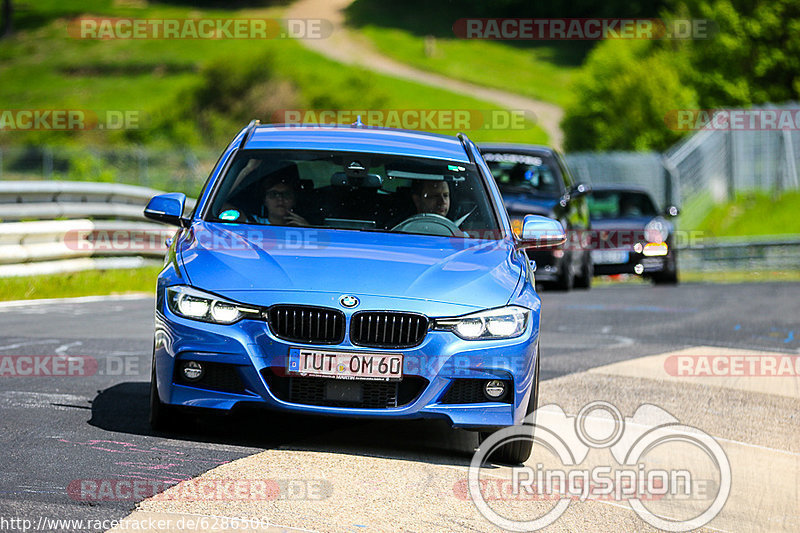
top-left (516, 214), bottom-right (566, 250)
top-left (665, 205), bottom-right (680, 217)
top-left (144, 193), bottom-right (188, 227)
top-left (559, 183), bottom-right (590, 207)
top-left (570, 182), bottom-right (591, 198)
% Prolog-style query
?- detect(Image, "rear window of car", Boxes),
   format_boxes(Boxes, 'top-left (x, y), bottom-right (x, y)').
top-left (481, 152), bottom-right (563, 197)
top-left (204, 150), bottom-right (503, 240)
top-left (588, 191), bottom-right (658, 219)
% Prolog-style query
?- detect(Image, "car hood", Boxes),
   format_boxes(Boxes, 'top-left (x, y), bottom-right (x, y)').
top-left (178, 223), bottom-right (523, 309)
top-left (589, 216), bottom-right (656, 230)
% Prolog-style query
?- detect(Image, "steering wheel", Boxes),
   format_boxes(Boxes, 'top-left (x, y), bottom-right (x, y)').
top-left (391, 213), bottom-right (465, 237)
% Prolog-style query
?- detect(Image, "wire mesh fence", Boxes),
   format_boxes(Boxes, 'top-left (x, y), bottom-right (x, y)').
top-left (566, 103), bottom-right (800, 223)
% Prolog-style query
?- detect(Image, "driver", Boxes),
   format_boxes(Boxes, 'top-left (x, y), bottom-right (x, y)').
top-left (412, 180), bottom-right (450, 217)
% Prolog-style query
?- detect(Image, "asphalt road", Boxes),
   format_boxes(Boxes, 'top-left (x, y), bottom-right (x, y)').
top-left (0, 282), bottom-right (797, 531)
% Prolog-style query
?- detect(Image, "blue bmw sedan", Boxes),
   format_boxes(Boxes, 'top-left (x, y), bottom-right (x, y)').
top-left (144, 122), bottom-right (565, 463)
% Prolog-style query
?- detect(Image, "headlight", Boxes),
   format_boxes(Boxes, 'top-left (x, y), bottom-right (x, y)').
top-left (434, 306), bottom-right (530, 340)
top-left (644, 218), bottom-right (670, 243)
top-left (166, 286), bottom-right (260, 324)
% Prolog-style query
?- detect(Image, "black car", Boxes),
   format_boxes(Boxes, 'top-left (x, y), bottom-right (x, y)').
top-left (587, 186), bottom-right (680, 284)
top-left (479, 143), bottom-right (592, 290)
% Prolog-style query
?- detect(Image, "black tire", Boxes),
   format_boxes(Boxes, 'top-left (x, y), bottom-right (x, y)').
top-left (480, 349), bottom-right (540, 465)
top-left (652, 270), bottom-right (679, 285)
top-left (652, 251), bottom-right (678, 285)
top-left (551, 255), bottom-right (574, 292)
top-left (149, 353), bottom-right (177, 431)
top-left (573, 252), bottom-right (593, 289)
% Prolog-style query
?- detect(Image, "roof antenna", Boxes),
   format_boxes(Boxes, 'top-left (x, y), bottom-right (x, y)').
top-left (352, 115), bottom-right (364, 127)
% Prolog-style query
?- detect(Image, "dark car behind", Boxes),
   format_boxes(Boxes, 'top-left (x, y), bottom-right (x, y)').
top-left (479, 143), bottom-right (592, 290)
top-left (587, 186), bottom-right (680, 284)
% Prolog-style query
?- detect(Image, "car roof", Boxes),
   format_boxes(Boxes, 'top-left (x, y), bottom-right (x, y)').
top-left (590, 184), bottom-right (656, 196)
top-left (478, 142), bottom-right (557, 155)
top-left (243, 125), bottom-right (471, 163)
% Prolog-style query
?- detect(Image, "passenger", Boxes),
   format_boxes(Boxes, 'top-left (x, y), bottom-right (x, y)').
top-left (411, 180), bottom-right (450, 217)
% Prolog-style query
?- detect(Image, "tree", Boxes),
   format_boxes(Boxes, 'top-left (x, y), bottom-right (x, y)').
top-left (677, 0), bottom-right (800, 107)
top-left (562, 39), bottom-right (697, 151)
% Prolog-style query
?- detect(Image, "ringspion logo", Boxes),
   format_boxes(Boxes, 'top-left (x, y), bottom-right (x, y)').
top-left (468, 401), bottom-right (730, 531)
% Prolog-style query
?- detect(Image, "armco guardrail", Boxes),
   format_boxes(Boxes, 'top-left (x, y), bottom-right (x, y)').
top-left (0, 181), bottom-right (192, 277)
top-left (0, 181), bottom-right (195, 221)
top-left (677, 235), bottom-right (800, 272)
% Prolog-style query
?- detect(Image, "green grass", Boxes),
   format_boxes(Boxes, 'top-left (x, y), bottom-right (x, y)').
top-left (0, 265), bottom-right (161, 301)
top-left (594, 270), bottom-right (800, 286)
top-left (692, 191), bottom-right (800, 238)
top-left (356, 26), bottom-right (580, 108)
top-left (0, 0), bottom-right (548, 150)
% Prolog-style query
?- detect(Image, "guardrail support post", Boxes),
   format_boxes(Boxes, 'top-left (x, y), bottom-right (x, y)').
top-left (43, 147), bottom-right (53, 179)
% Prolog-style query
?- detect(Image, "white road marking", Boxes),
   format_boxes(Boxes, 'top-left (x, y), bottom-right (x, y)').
top-left (54, 341), bottom-right (82, 356)
top-left (0, 293), bottom-right (151, 310)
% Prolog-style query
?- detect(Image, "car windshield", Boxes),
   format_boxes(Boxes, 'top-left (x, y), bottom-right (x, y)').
top-left (588, 191), bottom-right (658, 219)
top-left (482, 152), bottom-right (562, 197)
top-left (206, 150), bottom-right (502, 239)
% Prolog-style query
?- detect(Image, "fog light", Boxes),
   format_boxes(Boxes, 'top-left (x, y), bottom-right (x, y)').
top-left (181, 361), bottom-right (204, 382)
top-left (634, 263), bottom-right (644, 275)
top-left (484, 380), bottom-right (506, 399)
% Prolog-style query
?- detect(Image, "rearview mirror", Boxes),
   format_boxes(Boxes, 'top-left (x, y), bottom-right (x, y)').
top-left (144, 193), bottom-right (188, 227)
top-left (331, 172), bottom-right (383, 188)
top-left (516, 215), bottom-right (566, 250)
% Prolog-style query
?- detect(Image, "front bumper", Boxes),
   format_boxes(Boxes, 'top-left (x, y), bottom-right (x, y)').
top-left (527, 249), bottom-right (565, 282)
top-left (591, 249), bottom-right (670, 276)
top-left (154, 301), bottom-right (539, 430)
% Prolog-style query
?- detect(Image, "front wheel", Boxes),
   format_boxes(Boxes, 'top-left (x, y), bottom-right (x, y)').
top-left (479, 349), bottom-right (540, 464)
top-left (573, 252), bottom-right (593, 289)
top-left (149, 354), bottom-right (177, 431)
top-left (551, 256), bottom-right (574, 292)
top-left (651, 252), bottom-right (678, 285)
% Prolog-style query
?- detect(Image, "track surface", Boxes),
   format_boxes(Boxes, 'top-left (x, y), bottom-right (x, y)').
top-left (0, 282), bottom-right (797, 530)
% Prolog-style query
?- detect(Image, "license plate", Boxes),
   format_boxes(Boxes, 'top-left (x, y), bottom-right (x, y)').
top-left (592, 250), bottom-right (629, 265)
top-left (287, 348), bottom-right (403, 381)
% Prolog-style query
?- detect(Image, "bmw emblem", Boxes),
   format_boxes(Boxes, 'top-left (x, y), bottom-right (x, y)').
top-left (339, 295), bottom-right (359, 308)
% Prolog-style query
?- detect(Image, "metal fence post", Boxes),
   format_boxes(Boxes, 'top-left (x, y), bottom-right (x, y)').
top-left (725, 128), bottom-right (734, 201)
top-left (43, 147), bottom-right (53, 179)
top-left (782, 129), bottom-right (799, 190)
